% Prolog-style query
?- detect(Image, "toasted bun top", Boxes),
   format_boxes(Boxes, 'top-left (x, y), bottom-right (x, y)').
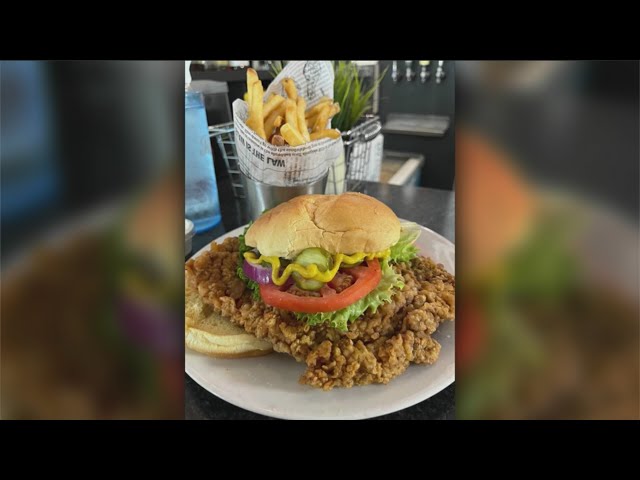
top-left (245, 193), bottom-right (401, 259)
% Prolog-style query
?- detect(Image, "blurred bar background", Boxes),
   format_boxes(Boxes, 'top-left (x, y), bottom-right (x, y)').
top-left (2, 60), bottom-right (637, 420)
top-left (455, 61), bottom-right (639, 419)
top-left (1, 61), bottom-right (184, 419)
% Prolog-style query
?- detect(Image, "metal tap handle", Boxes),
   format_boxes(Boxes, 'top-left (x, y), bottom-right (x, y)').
top-left (392, 61), bottom-right (401, 83)
top-left (435, 60), bottom-right (446, 84)
top-left (405, 60), bottom-right (414, 82)
top-left (419, 61), bottom-right (431, 83)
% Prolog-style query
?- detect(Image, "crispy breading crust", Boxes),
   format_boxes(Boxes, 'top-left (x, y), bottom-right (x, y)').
top-left (185, 237), bottom-right (455, 390)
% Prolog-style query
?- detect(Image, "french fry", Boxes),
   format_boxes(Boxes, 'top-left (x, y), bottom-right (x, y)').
top-left (282, 78), bottom-right (298, 100)
top-left (310, 129), bottom-right (341, 141)
top-left (262, 94), bottom-right (285, 119)
top-left (296, 97), bottom-right (311, 142)
top-left (265, 115), bottom-right (283, 141)
top-left (246, 80), bottom-right (266, 139)
top-left (284, 99), bottom-right (299, 135)
top-left (305, 113), bottom-right (318, 130)
top-left (264, 104), bottom-right (285, 138)
top-left (271, 134), bottom-right (285, 146)
top-left (246, 68), bottom-right (259, 106)
top-left (328, 103), bottom-right (341, 119)
top-left (307, 104), bottom-right (340, 132)
top-left (246, 69), bottom-right (340, 146)
top-left (312, 103), bottom-right (331, 132)
top-left (280, 123), bottom-right (306, 146)
top-left (305, 97), bottom-right (332, 118)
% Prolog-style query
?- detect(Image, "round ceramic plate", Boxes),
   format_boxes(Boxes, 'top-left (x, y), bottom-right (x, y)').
top-left (185, 222), bottom-right (455, 419)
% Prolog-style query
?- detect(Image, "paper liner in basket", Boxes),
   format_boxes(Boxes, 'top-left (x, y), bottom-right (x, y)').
top-left (232, 61), bottom-right (343, 187)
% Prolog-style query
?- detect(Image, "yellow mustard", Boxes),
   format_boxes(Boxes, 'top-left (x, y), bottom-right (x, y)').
top-left (243, 249), bottom-right (390, 286)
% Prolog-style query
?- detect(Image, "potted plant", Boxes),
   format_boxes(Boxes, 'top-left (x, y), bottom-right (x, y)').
top-left (328, 61), bottom-right (387, 193)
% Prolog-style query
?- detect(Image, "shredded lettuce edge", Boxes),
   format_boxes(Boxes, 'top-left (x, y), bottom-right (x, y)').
top-left (237, 223), bottom-right (261, 301)
top-left (389, 221), bottom-right (421, 263)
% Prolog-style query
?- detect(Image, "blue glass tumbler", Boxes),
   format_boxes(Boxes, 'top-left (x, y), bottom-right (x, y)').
top-left (185, 90), bottom-right (221, 232)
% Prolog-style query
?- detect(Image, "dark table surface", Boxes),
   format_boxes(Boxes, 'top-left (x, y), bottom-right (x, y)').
top-left (185, 180), bottom-right (455, 420)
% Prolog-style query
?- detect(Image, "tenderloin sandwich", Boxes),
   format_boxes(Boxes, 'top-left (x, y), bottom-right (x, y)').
top-left (186, 192), bottom-right (455, 389)
top-left (240, 193), bottom-right (419, 330)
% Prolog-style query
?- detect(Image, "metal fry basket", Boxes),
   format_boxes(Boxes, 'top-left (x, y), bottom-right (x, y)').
top-left (327, 115), bottom-right (382, 194)
top-left (209, 115), bottom-right (382, 198)
top-left (209, 123), bottom-right (245, 198)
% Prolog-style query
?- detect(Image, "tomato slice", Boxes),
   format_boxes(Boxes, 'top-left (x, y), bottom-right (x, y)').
top-left (259, 259), bottom-right (382, 313)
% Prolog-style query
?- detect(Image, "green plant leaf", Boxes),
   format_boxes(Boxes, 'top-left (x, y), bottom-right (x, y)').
top-left (269, 61), bottom-right (284, 79)
top-left (332, 62), bottom-right (387, 131)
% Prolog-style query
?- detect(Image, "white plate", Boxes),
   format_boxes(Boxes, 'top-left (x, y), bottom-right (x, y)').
top-left (185, 222), bottom-right (455, 420)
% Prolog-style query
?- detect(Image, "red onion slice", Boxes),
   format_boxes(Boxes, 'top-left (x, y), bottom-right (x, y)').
top-left (243, 259), bottom-right (273, 285)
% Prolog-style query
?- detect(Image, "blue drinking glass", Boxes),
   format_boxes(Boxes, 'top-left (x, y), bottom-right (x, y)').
top-left (185, 90), bottom-right (221, 233)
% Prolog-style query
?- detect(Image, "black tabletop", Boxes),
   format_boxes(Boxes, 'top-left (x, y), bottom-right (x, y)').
top-left (185, 180), bottom-right (455, 420)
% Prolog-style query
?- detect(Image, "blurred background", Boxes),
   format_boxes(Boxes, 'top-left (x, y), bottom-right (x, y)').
top-left (455, 61), bottom-right (639, 419)
top-left (2, 60), bottom-right (637, 420)
top-left (1, 61), bottom-right (184, 419)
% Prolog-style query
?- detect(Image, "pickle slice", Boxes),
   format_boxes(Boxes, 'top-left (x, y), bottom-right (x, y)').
top-left (292, 248), bottom-right (332, 291)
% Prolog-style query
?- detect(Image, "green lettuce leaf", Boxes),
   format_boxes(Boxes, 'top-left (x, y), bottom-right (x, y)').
top-left (294, 258), bottom-right (404, 332)
top-left (389, 221), bottom-right (420, 262)
top-left (236, 222), bottom-right (261, 300)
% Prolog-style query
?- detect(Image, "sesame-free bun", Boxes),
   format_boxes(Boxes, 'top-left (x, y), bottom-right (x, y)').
top-left (185, 286), bottom-right (273, 358)
top-left (245, 192), bottom-right (401, 259)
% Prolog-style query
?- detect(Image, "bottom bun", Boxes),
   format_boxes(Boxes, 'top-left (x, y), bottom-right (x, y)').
top-left (185, 285), bottom-right (272, 358)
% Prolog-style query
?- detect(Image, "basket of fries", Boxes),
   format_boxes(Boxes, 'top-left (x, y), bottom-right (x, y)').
top-left (233, 61), bottom-right (344, 192)
top-left (209, 114), bottom-right (382, 198)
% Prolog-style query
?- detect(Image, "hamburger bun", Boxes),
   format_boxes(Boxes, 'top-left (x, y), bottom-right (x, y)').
top-left (185, 286), bottom-right (272, 358)
top-left (245, 192), bottom-right (401, 259)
